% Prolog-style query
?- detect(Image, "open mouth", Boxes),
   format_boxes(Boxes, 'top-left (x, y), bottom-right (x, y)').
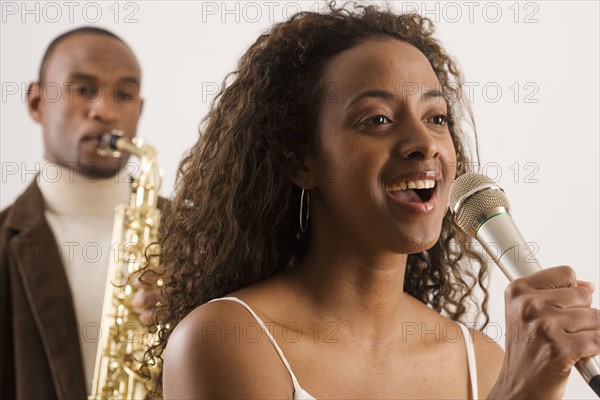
top-left (413, 188), bottom-right (434, 202)
top-left (387, 179), bottom-right (436, 203)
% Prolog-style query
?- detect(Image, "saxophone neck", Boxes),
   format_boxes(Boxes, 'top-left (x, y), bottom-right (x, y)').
top-left (98, 130), bottom-right (163, 207)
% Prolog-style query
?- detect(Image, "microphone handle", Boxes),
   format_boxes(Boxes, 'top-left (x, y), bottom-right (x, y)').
top-left (476, 212), bottom-right (600, 397)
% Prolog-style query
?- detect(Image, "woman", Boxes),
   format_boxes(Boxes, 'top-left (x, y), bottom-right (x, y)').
top-left (153, 2), bottom-right (599, 399)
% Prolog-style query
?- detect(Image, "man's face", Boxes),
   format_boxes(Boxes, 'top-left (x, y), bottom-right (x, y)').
top-left (29, 33), bottom-right (143, 179)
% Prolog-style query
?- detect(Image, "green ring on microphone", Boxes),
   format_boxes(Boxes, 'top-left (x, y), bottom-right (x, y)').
top-left (474, 211), bottom-right (511, 235)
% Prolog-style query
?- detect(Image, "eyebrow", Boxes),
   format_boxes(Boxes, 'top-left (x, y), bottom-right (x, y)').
top-left (347, 88), bottom-right (446, 109)
top-left (347, 90), bottom-right (395, 108)
top-left (66, 72), bottom-right (97, 82)
top-left (421, 89), bottom-right (446, 102)
top-left (66, 72), bottom-right (140, 86)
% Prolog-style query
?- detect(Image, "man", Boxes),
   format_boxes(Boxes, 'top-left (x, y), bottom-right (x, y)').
top-left (1, 27), bottom-right (157, 398)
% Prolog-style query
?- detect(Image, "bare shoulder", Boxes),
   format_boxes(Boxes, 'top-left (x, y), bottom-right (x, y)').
top-left (469, 327), bottom-right (504, 398)
top-left (163, 298), bottom-right (293, 399)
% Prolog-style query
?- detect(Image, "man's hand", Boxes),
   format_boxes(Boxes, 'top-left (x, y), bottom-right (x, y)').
top-left (131, 275), bottom-right (164, 326)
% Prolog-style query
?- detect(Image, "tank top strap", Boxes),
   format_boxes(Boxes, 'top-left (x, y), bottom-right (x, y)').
top-left (209, 297), bottom-right (303, 391)
top-left (457, 323), bottom-right (479, 400)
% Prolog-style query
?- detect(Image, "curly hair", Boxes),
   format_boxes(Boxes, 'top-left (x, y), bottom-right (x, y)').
top-left (145, 0), bottom-right (490, 393)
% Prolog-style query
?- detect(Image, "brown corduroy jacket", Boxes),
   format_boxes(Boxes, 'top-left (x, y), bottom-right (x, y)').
top-left (1, 180), bottom-right (168, 399)
top-left (1, 181), bottom-right (88, 399)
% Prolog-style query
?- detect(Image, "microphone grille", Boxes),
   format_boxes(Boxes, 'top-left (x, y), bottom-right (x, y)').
top-left (449, 173), bottom-right (511, 235)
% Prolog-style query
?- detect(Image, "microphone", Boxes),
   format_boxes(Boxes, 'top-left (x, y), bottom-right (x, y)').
top-left (448, 172), bottom-right (600, 397)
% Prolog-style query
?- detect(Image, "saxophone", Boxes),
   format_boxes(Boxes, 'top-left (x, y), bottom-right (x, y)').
top-left (89, 131), bottom-right (163, 399)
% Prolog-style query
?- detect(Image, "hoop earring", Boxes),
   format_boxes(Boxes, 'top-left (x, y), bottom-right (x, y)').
top-left (299, 188), bottom-right (310, 233)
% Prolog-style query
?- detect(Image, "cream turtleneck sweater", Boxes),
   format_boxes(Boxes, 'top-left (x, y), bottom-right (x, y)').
top-left (37, 160), bottom-right (131, 394)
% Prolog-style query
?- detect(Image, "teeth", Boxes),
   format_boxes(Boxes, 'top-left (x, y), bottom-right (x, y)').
top-left (388, 179), bottom-right (435, 191)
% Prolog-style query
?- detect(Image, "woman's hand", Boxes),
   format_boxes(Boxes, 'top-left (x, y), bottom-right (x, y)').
top-left (487, 266), bottom-right (599, 399)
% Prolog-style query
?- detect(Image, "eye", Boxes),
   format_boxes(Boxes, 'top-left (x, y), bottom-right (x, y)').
top-left (77, 84), bottom-right (99, 99)
top-left (427, 114), bottom-right (448, 126)
top-left (115, 91), bottom-right (134, 101)
top-left (362, 115), bottom-right (392, 126)
top-left (113, 83), bottom-right (138, 102)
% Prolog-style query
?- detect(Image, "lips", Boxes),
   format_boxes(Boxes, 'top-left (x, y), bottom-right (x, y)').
top-left (81, 127), bottom-right (118, 142)
top-left (79, 131), bottom-right (110, 159)
top-left (80, 133), bottom-right (101, 143)
top-left (385, 171), bottom-right (441, 213)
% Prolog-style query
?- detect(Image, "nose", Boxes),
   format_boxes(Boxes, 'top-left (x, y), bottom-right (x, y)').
top-left (395, 117), bottom-right (439, 160)
top-left (87, 91), bottom-right (118, 123)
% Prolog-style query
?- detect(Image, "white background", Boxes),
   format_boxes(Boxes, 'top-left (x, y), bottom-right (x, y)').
top-left (1, 1), bottom-right (598, 398)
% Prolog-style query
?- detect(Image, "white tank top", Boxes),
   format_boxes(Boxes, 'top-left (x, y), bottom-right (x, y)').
top-left (210, 297), bottom-right (479, 399)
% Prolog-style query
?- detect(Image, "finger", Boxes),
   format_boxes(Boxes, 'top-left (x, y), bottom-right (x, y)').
top-left (131, 291), bottom-right (144, 308)
top-left (543, 286), bottom-right (593, 309)
top-left (138, 309), bottom-right (156, 327)
top-left (133, 274), bottom-right (165, 291)
top-left (132, 276), bottom-right (148, 289)
top-left (132, 290), bottom-right (162, 309)
top-left (576, 280), bottom-right (596, 294)
top-left (558, 308), bottom-right (600, 333)
top-left (560, 329), bottom-right (600, 362)
top-left (518, 266), bottom-right (577, 290)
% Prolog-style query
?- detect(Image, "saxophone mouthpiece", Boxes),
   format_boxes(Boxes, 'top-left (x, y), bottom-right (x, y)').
top-left (97, 130), bottom-right (124, 157)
